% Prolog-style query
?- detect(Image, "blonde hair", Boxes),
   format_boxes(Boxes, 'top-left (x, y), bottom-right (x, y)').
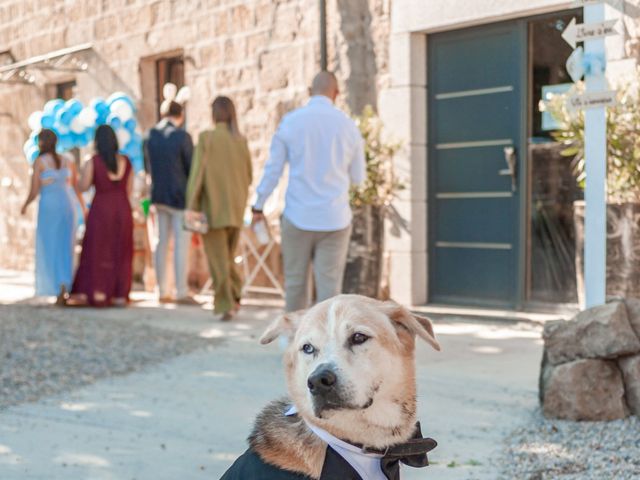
top-left (212, 96), bottom-right (241, 137)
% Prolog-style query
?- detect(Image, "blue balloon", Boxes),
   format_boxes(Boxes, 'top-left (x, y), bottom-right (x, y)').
top-left (57, 133), bottom-right (74, 152)
top-left (43, 99), bottom-right (64, 116)
top-left (107, 114), bottom-right (121, 130)
top-left (91, 98), bottom-right (110, 125)
top-left (124, 118), bottom-right (137, 132)
top-left (41, 114), bottom-right (55, 129)
top-left (55, 107), bottom-right (73, 127)
top-left (65, 99), bottom-right (82, 116)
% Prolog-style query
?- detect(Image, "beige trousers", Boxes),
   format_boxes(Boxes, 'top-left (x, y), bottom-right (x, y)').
top-left (281, 216), bottom-right (352, 312)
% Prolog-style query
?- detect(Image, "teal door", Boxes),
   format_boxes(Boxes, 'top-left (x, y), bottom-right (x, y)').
top-left (428, 21), bottom-right (525, 308)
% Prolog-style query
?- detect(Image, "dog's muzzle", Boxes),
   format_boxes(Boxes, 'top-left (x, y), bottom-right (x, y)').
top-left (307, 364), bottom-right (345, 415)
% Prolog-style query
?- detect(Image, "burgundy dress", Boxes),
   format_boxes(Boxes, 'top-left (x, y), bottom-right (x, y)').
top-left (72, 155), bottom-right (134, 306)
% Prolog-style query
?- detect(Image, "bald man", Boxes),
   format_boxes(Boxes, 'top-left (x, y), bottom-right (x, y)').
top-left (252, 71), bottom-right (366, 312)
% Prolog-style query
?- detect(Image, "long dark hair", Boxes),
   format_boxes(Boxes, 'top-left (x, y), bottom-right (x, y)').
top-left (38, 129), bottom-right (62, 169)
top-left (95, 124), bottom-right (119, 174)
top-left (212, 96), bottom-right (241, 138)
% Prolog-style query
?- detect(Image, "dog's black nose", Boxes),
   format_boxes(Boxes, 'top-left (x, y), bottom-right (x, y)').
top-left (307, 366), bottom-right (337, 394)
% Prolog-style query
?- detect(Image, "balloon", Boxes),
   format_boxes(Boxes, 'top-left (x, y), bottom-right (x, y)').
top-left (175, 86), bottom-right (191, 104)
top-left (27, 145), bottom-right (39, 164)
top-left (70, 116), bottom-right (84, 134)
top-left (78, 107), bottom-right (97, 128)
top-left (41, 114), bottom-right (55, 129)
top-left (43, 99), bottom-right (64, 116)
top-left (124, 118), bottom-right (137, 132)
top-left (57, 133), bottom-right (74, 152)
top-left (91, 98), bottom-right (110, 124)
top-left (162, 83), bottom-right (177, 101)
top-left (65, 99), bottom-right (82, 116)
top-left (55, 107), bottom-right (73, 127)
top-left (107, 92), bottom-right (135, 111)
top-left (116, 128), bottom-right (131, 149)
top-left (110, 99), bottom-right (133, 121)
top-left (28, 111), bottom-right (43, 132)
top-left (107, 114), bottom-right (122, 130)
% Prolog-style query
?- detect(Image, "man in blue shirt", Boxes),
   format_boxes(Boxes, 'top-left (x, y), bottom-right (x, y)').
top-left (144, 100), bottom-right (196, 304)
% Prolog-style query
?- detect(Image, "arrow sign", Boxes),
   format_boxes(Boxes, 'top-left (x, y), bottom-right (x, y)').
top-left (562, 17), bottom-right (620, 49)
top-left (568, 90), bottom-right (617, 111)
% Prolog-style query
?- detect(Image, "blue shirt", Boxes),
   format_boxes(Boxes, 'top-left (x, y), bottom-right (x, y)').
top-left (144, 119), bottom-right (193, 210)
top-left (253, 96), bottom-right (366, 231)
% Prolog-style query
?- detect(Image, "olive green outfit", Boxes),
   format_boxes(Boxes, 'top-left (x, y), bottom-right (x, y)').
top-left (186, 124), bottom-right (252, 314)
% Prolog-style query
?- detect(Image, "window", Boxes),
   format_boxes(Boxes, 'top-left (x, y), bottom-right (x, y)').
top-left (56, 80), bottom-right (76, 100)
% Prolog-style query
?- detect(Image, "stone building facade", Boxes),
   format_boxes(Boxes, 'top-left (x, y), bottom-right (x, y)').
top-left (3, 0), bottom-right (639, 308)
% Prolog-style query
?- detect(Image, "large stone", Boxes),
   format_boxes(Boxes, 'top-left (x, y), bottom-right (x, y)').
top-left (619, 354), bottom-right (640, 417)
top-left (541, 358), bottom-right (629, 421)
top-left (543, 301), bottom-right (640, 365)
top-left (625, 298), bottom-right (640, 338)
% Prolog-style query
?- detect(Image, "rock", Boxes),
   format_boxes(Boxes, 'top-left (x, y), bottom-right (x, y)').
top-left (624, 298), bottom-right (640, 338)
top-left (543, 302), bottom-right (640, 365)
top-left (541, 358), bottom-right (629, 421)
top-left (619, 354), bottom-right (640, 417)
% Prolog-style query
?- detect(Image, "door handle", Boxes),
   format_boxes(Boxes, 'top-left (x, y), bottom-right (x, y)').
top-left (498, 146), bottom-right (517, 192)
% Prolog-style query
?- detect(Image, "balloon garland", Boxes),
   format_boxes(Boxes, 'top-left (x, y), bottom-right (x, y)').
top-left (23, 92), bottom-right (144, 172)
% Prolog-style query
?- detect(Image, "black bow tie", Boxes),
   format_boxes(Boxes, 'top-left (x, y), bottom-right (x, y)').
top-left (363, 422), bottom-right (437, 480)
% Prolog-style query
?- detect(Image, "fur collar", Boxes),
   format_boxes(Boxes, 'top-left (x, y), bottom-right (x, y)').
top-left (249, 398), bottom-right (326, 478)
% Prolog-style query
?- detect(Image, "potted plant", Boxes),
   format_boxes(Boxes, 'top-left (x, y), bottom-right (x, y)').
top-left (546, 73), bottom-right (640, 302)
top-left (342, 105), bottom-right (403, 299)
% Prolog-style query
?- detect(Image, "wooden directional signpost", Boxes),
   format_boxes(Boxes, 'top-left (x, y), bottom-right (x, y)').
top-left (562, 2), bottom-right (620, 308)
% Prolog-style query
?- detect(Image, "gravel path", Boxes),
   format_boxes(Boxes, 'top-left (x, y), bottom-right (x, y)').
top-left (0, 305), bottom-right (216, 409)
top-left (500, 409), bottom-right (640, 479)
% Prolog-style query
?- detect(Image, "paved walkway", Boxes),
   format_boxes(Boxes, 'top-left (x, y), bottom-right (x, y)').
top-left (0, 270), bottom-right (544, 479)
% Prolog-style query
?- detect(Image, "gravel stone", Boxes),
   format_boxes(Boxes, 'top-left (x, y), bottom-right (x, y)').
top-left (0, 305), bottom-right (215, 409)
top-left (500, 410), bottom-right (640, 479)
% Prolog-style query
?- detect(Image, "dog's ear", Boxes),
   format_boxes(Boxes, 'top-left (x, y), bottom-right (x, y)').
top-left (259, 311), bottom-right (303, 345)
top-left (382, 301), bottom-right (441, 351)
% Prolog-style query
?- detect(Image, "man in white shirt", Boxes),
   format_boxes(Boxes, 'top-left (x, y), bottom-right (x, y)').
top-left (252, 71), bottom-right (366, 312)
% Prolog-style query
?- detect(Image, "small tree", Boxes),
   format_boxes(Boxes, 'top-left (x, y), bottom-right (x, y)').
top-left (350, 105), bottom-right (404, 208)
top-left (544, 74), bottom-right (640, 202)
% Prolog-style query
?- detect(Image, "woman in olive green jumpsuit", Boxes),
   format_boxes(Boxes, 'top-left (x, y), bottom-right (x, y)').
top-left (187, 96), bottom-right (252, 320)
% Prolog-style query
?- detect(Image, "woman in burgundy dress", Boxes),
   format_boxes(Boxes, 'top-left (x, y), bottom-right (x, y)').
top-left (70, 125), bottom-right (134, 307)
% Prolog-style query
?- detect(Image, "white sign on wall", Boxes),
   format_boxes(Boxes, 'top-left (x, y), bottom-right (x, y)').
top-left (568, 90), bottom-right (617, 110)
top-left (562, 17), bottom-right (620, 48)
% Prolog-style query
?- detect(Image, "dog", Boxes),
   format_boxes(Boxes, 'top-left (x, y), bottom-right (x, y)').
top-left (220, 294), bottom-right (441, 479)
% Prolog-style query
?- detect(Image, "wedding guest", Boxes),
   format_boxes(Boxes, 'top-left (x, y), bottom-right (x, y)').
top-left (144, 99), bottom-right (196, 304)
top-left (21, 129), bottom-right (84, 303)
top-left (186, 96), bottom-right (252, 320)
top-left (251, 71), bottom-right (366, 312)
top-left (70, 125), bottom-right (134, 307)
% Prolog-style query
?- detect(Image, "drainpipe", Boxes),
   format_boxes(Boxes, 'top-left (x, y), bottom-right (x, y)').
top-left (319, 0), bottom-right (327, 70)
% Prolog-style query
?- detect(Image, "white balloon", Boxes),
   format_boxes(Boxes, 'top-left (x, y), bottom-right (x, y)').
top-left (116, 128), bottom-right (131, 148)
top-left (28, 111), bottom-right (42, 132)
top-left (70, 116), bottom-right (84, 134)
top-left (162, 82), bottom-right (177, 101)
top-left (175, 86), bottom-right (191, 104)
top-left (110, 100), bottom-right (133, 121)
top-left (78, 107), bottom-right (97, 128)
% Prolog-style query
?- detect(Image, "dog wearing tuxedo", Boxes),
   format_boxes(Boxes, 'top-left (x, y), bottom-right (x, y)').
top-left (220, 294), bottom-right (440, 479)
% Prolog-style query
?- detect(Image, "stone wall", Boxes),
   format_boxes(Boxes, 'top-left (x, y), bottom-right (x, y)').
top-left (0, 0), bottom-right (390, 272)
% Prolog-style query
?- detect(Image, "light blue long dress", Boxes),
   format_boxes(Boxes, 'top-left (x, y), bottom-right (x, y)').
top-left (35, 154), bottom-right (77, 296)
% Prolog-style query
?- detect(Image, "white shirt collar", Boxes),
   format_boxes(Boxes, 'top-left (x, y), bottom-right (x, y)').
top-left (285, 405), bottom-right (388, 480)
top-left (307, 95), bottom-right (334, 106)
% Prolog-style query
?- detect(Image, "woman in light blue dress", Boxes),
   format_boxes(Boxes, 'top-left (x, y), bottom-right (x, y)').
top-left (21, 129), bottom-right (85, 300)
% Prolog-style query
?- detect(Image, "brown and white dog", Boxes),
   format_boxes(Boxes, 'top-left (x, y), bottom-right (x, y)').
top-left (221, 294), bottom-right (441, 480)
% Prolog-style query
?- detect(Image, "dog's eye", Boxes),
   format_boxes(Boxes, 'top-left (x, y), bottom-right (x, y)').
top-left (301, 343), bottom-right (316, 355)
top-left (350, 333), bottom-right (369, 345)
